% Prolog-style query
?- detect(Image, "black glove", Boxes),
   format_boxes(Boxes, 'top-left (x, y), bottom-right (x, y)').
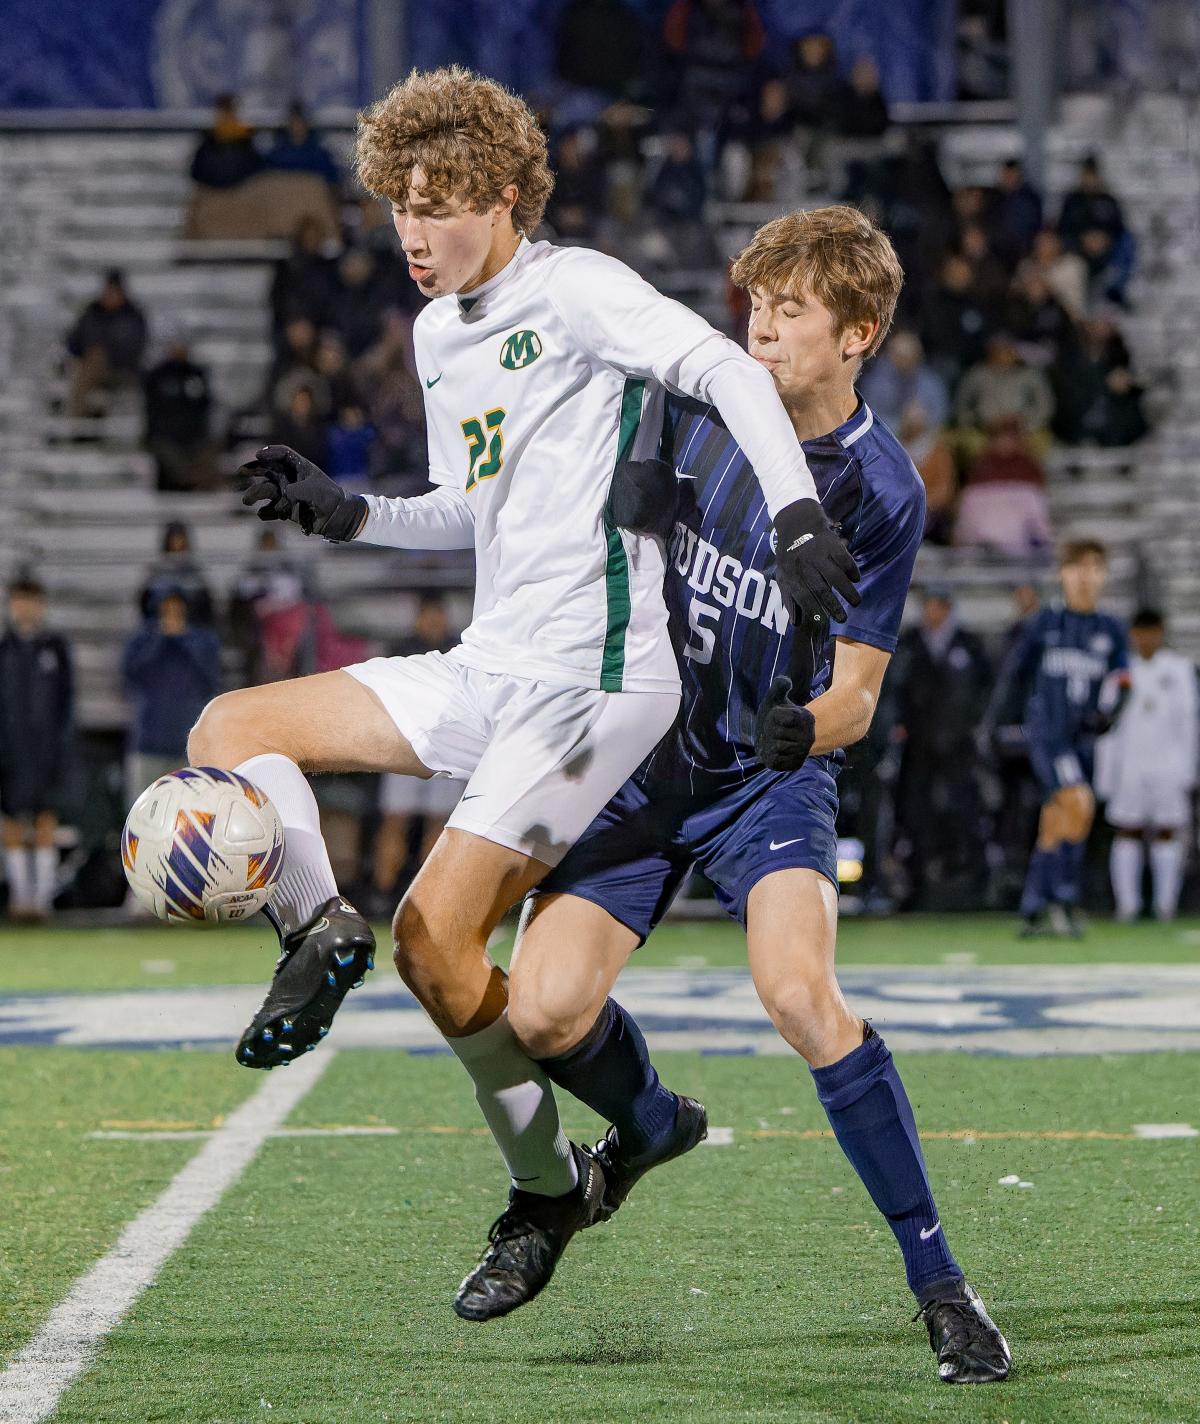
top-left (772, 497), bottom-right (861, 624)
top-left (754, 675), bottom-right (817, 771)
top-left (605, 456), bottom-right (679, 540)
top-left (238, 445), bottom-right (367, 542)
top-left (1079, 709), bottom-right (1116, 737)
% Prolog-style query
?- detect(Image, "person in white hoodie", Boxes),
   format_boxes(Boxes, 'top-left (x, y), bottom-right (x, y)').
top-left (1097, 609), bottom-right (1198, 920)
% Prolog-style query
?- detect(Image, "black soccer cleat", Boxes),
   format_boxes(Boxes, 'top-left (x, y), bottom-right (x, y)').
top-left (236, 896), bottom-right (375, 1069)
top-left (1048, 903), bottom-right (1085, 939)
top-left (452, 1143), bottom-right (604, 1322)
top-left (590, 1094), bottom-right (708, 1222)
top-left (916, 1280), bottom-right (1011, 1384)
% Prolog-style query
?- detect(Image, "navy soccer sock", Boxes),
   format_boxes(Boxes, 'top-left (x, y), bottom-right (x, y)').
top-left (537, 998), bottom-right (678, 1159)
top-left (1020, 846), bottom-right (1057, 917)
top-left (1053, 839), bottom-right (1086, 906)
top-left (811, 1027), bottom-right (963, 1299)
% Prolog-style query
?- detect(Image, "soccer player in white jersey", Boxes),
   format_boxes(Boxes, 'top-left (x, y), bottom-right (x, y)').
top-left (1096, 609), bottom-right (1198, 920)
top-left (190, 66), bottom-right (860, 1309)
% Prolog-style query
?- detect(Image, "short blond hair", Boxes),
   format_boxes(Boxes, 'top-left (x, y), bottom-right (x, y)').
top-left (729, 204), bottom-right (903, 358)
top-left (356, 66), bottom-right (554, 235)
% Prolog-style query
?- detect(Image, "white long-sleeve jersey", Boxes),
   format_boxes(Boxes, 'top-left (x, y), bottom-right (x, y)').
top-left (354, 237), bottom-right (818, 693)
top-left (1095, 647), bottom-right (1199, 795)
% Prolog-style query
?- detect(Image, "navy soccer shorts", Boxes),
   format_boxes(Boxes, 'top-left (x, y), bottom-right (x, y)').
top-left (532, 758), bottom-right (840, 944)
top-left (1027, 739), bottom-right (1094, 795)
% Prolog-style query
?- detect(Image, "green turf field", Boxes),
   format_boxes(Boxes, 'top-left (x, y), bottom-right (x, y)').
top-left (2, 917), bottom-right (1197, 1422)
top-left (3, 912), bottom-right (1198, 991)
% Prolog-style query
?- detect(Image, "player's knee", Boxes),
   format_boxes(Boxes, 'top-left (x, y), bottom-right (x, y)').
top-left (507, 989), bottom-right (587, 1061)
top-left (188, 692), bottom-right (250, 766)
top-left (758, 969), bottom-right (845, 1056)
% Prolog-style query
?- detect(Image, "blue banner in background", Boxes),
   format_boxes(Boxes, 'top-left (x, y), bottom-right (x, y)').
top-left (0, 0), bottom-right (369, 110)
top-left (410, 0), bottom-right (959, 104)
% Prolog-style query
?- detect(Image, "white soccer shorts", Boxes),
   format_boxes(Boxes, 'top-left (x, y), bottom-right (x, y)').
top-left (344, 649), bottom-right (679, 865)
top-left (1105, 772), bottom-right (1192, 831)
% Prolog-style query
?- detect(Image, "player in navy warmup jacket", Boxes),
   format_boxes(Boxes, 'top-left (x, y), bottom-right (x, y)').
top-left (986, 539), bottom-right (1129, 935)
top-left (481, 207), bottom-right (1011, 1384)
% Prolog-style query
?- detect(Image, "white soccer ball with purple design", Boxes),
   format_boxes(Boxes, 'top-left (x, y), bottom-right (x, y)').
top-left (121, 767), bottom-right (285, 924)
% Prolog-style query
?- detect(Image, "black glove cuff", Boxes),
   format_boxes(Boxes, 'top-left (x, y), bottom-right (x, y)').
top-left (321, 495), bottom-right (369, 543)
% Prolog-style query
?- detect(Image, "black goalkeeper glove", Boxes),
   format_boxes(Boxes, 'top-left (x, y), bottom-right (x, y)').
top-left (238, 445), bottom-right (367, 542)
top-left (605, 456), bottom-right (679, 540)
top-left (772, 497), bottom-right (861, 624)
top-left (754, 674), bottom-right (817, 771)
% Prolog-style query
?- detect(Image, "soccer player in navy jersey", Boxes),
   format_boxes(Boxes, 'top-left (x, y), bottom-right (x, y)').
top-left (453, 206), bottom-right (1010, 1384)
top-left (986, 539), bottom-right (1130, 937)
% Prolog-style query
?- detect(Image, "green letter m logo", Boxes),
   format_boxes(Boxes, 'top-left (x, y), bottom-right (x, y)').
top-left (499, 329), bottom-right (543, 370)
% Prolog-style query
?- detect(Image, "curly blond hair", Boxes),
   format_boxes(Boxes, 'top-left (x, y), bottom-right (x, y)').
top-left (355, 66), bottom-right (554, 235)
top-left (730, 204), bottom-right (903, 359)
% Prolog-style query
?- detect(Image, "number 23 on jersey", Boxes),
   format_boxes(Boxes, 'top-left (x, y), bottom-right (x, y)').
top-left (460, 407), bottom-right (507, 491)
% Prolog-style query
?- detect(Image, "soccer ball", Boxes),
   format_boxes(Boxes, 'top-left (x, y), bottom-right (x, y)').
top-left (121, 767), bottom-right (285, 924)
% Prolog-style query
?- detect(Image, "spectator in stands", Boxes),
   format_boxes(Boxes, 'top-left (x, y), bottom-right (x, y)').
top-left (898, 403), bottom-right (957, 545)
top-left (334, 248), bottom-right (386, 357)
top-left (65, 270), bottom-right (148, 418)
top-left (189, 94), bottom-right (262, 190)
top-left (1058, 155), bottom-right (1134, 305)
top-left (0, 575), bottom-right (73, 921)
top-left (264, 102), bottom-right (339, 187)
top-left (837, 55), bottom-right (890, 138)
top-left (641, 128), bottom-right (714, 265)
top-left (326, 405), bottom-right (377, 486)
top-left (313, 331), bottom-right (359, 413)
top-left (270, 218), bottom-right (339, 336)
top-left (956, 333), bottom-right (1055, 441)
top-left (1004, 267), bottom-right (1077, 369)
top-left (986, 158), bottom-right (1043, 270)
top-left (138, 522), bottom-right (214, 627)
top-left (953, 417), bottom-right (1054, 555)
top-left (1020, 228), bottom-right (1089, 321)
top-left (1053, 311), bottom-right (1147, 445)
top-left (920, 252), bottom-right (994, 389)
top-left (143, 339), bottom-right (218, 492)
top-left (762, 31), bottom-right (851, 138)
top-left (267, 316), bottom-right (325, 416)
top-left (269, 384), bottom-right (330, 469)
top-left (226, 528), bottom-right (309, 686)
top-left (958, 222), bottom-right (1010, 313)
top-left (122, 589), bottom-right (221, 805)
top-left (663, 0), bottom-right (765, 171)
top-left (370, 592), bottom-right (462, 907)
top-left (860, 330), bottom-right (949, 434)
top-left (545, 126), bottom-right (608, 241)
top-left (353, 310), bottom-right (426, 477)
top-left (892, 587), bottom-right (992, 908)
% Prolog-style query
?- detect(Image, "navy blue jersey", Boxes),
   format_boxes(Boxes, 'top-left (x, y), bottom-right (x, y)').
top-left (637, 396), bottom-right (925, 790)
top-left (996, 603), bottom-right (1129, 748)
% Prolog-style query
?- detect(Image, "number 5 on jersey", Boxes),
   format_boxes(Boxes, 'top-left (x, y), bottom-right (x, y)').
top-left (460, 407), bottom-right (506, 491)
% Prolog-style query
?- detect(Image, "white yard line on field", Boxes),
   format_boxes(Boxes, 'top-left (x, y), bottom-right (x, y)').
top-left (0, 1050), bottom-right (332, 1424)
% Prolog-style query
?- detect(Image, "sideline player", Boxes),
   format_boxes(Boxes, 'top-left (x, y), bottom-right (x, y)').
top-left (986, 540), bottom-right (1130, 937)
top-left (1095, 609), bottom-right (1197, 921)
top-left (461, 206), bottom-right (1009, 1383)
top-left (193, 67), bottom-right (859, 1295)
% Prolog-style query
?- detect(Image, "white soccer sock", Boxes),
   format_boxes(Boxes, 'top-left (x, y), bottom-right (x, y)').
top-left (447, 1010), bottom-right (578, 1198)
top-left (4, 848), bottom-right (33, 913)
top-left (1110, 836), bottom-right (1144, 920)
top-left (1150, 836), bottom-right (1185, 921)
top-left (235, 753), bottom-right (339, 936)
top-left (33, 847), bottom-right (57, 913)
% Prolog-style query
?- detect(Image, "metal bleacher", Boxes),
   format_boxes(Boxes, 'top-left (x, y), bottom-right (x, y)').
top-left (0, 95), bottom-right (1196, 733)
